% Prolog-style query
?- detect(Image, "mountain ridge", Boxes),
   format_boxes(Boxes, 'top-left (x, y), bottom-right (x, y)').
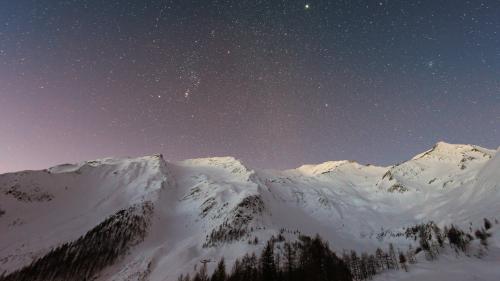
top-left (0, 141), bottom-right (499, 281)
top-left (3, 141), bottom-right (493, 177)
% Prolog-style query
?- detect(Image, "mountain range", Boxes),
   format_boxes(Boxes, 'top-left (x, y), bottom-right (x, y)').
top-left (1, 142), bottom-right (499, 281)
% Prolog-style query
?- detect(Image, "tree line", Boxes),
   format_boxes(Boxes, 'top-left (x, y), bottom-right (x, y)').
top-left (203, 195), bottom-right (265, 248)
top-left (179, 234), bottom-right (352, 281)
top-left (0, 202), bottom-right (153, 281)
top-left (180, 218), bottom-right (495, 281)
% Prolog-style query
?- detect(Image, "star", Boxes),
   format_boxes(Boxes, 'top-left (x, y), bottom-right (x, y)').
top-left (1, 0), bottom-right (498, 176)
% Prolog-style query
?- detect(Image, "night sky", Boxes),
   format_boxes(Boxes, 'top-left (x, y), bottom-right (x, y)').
top-left (0, 0), bottom-right (499, 173)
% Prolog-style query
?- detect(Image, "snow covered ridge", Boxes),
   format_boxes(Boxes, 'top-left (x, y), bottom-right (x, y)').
top-left (0, 142), bottom-right (499, 281)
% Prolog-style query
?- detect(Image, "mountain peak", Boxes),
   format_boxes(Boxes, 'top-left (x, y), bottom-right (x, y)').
top-left (181, 156), bottom-right (245, 167)
top-left (411, 142), bottom-right (493, 161)
top-left (295, 160), bottom-right (358, 175)
top-left (47, 154), bottom-right (165, 174)
top-left (180, 156), bottom-right (255, 181)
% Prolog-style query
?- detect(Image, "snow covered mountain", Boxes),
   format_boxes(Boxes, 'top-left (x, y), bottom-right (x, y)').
top-left (0, 142), bottom-right (499, 281)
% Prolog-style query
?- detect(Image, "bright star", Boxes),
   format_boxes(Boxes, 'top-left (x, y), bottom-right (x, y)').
top-left (305, 4), bottom-right (310, 9)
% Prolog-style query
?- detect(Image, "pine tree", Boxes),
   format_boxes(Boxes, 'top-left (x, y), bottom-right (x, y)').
top-left (211, 258), bottom-right (226, 281)
top-left (366, 254), bottom-right (377, 278)
top-left (193, 263), bottom-right (209, 281)
top-left (283, 242), bottom-right (296, 281)
top-left (447, 225), bottom-right (468, 253)
top-left (388, 244), bottom-right (399, 270)
top-left (432, 224), bottom-right (444, 248)
top-left (375, 248), bottom-right (385, 271)
top-left (350, 251), bottom-right (361, 280)
top-left (484, 218), bottom-right (492, 230)
top-left (359, 253), bottom-right (369, 280)
top-left (260, 241), bottom-right (276, 281)
top-left (475, 228), bottom-right (491, 248)
top-left (398, 252), bottom-right (408, 272)
top-left (342, 251), bottom-right (351, 276)
top-left (406, 245), bottom-right (417, 264)
top-left (230, 258), bottom-right (242, 281)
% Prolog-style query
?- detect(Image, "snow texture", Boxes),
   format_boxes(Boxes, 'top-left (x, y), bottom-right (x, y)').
top-left (1, 143), bottom-right (499, 280)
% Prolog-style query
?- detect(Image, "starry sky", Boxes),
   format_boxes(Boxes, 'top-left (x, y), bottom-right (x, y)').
top-left (0, 0), bottom-right (499, 173)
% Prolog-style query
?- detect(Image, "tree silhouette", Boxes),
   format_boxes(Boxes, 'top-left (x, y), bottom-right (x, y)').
top-left (0, 202), bottom-right (153, 281)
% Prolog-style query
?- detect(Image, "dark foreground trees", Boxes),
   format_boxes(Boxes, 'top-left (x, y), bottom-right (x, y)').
top-left (181, 218), bottom-right (496, 281)
top-left (180, 234), bottom-right (352, 281)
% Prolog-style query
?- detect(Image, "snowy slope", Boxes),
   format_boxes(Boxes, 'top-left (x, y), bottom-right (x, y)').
top-left (0, 142), bottom-right (499, 280)
top-left (0, 155), bottom-right (169, 274)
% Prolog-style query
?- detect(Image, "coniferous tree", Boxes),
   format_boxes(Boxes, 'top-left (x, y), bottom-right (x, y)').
top-left (359, 253), bottom-right (369, 280)
top-left (406, 245), bottom-right (417, 264)
top-left (193, 263), bottom-right (209, 281)
top-left (342, 251), bottom-right (352, 277)
top-left (374, 248), bottom-right (385, 271)
top-left (475, 228), bottom-right (491, 248)
top-left (366, 254), bottom-right (377, 279)
top-left (211, 258), bottom-right (226, 281)
top-left (260, 241), bottom-right (277, 281)
top-left (283, 242), bottom-right (296, 281)
top-left (484, 218), bottom-right (492, 230)
top-left (446, 225), bottom-right (469, 253)
top-left (350, 251), bottom-right (361, 280)
top-left (388, 244), bottom-right (399, 270)
top-left (398, 252), bottom-right (408, 272)
top-left (228, 258), bottom-right (242, 281)
top-left (432, 224), bottom-right (444, 248)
